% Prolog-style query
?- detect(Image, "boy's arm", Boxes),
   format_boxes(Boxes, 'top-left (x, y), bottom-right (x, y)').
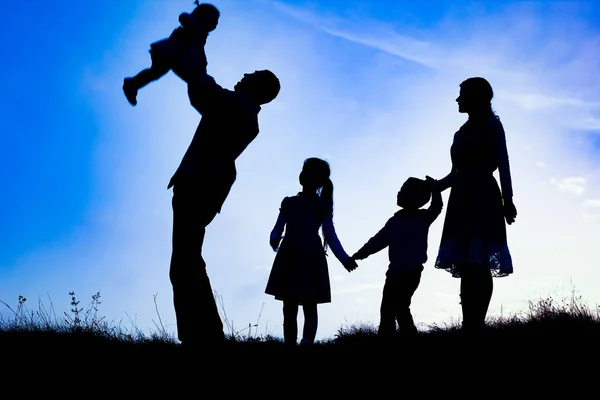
top-left (352, 223), bottom-right (389, 260)
top-left (427, 186), bottom-right (444, 224)
top-left (436, 169), bottom-right (455, 192)
top-left (425, 176), bottom-right (443, 224)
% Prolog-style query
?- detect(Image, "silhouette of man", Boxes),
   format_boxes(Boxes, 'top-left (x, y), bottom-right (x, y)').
top-left (168, 67), bottom-right (280, 348)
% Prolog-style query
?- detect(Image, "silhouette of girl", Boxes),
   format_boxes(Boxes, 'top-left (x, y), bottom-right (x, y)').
top-left (431, 77), bottom-right (518, 333)
top-left (265, 157), bottom-right (357, 345)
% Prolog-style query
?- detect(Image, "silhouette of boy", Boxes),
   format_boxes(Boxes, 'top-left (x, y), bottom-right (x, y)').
top-left (123, 2), bottom-right (220, 106)
top-left (352, 176), bottom-right (443, 337)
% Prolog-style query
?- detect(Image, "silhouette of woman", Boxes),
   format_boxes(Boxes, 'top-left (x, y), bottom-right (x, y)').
top-left (431, 77), bottom-right (517, 333)
top-left (265, 157), bottom-right (357, 346)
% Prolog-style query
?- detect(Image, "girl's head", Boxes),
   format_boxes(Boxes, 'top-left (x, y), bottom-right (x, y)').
top-left (299, 157), bottom-right (331, 191)
top-left (300, 157), bottom-right (334, 250)
top-left (456, 77), bottom-right (494, 117)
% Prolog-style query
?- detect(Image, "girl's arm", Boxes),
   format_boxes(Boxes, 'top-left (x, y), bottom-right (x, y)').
top-left (269, 198), bottom-right (288, 251)
top-left (492, 117), bottom-right (514, 201)
top-left (321, 216), bottom-right (351, 265)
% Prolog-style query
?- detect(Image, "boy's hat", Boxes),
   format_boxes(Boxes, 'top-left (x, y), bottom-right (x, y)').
top-left (397, 177), bottom-right (431, 209)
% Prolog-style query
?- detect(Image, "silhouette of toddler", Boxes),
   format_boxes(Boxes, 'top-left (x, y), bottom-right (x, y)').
top-left (123, 2), bottom-right (220, 106)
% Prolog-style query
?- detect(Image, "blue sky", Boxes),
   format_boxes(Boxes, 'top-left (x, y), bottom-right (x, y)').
top-left (2, 0), bottom-right (600, 341)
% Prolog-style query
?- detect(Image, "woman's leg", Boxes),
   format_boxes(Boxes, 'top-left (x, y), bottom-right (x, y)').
top-left (460, 265), bottom-right (493, 332)
top-left (301, 303), bottom-right (318, 344)
top-left (460, 266), bottom-right (477, 331)
top-left (283, 301), bottom-right (299, 345)
top-left (476, 267), bottom-right (493, 326)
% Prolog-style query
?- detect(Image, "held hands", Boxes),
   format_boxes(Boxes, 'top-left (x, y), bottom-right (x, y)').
top-left (425, 175), bottom-right (439, 192)
top-left (503, 198), bottom-right (517, 225)
top-left (344, 256), bottom-right (359, 272)
top-left (270, 236), bottom-right (282, 252)
top-left (343, 252), bottom-right (365, 273)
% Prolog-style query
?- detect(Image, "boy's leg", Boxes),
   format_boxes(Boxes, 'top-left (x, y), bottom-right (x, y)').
top-left (395, 267), bottom-right (423, 334)
top-left (300, 303), bottom-right (318, 345)
top-left (378, 276), bottom-right (398, 338)
top-left (283, 301), bottom-right (299, 346)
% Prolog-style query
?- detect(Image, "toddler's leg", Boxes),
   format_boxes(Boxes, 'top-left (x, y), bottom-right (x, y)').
top-left (300, 303), bottom-right (318, 345)
top-left (123, 52), bottom-right (171, 106)
top-left (282, 301), bottom-right (299, 346)
top-left (131, 64), bottom-right (170, 89)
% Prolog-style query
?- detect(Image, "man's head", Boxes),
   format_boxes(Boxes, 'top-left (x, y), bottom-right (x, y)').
top-left (396, 177), bottom-right (431, 210)
top-left (234, 70), bottom-right (281, 105)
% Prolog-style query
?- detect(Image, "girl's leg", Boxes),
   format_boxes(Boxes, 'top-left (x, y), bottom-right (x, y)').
top-left (282, 301), bottom-right (299, 346)
top-left (301, 303), bottom-right (318, 344)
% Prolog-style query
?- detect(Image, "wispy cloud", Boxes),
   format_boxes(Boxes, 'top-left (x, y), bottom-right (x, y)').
top-left (551, 177), bottom-right (586, 195)
top-left (583, 199), bottom-right (600, 208)
top-left (274, 1), bottom-right (600, 125)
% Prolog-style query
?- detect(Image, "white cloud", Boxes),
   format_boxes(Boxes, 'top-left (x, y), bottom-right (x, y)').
top-left (583, 199), bottom-right (600, 207)
top-left (551, 177), bottom-right (586, 195)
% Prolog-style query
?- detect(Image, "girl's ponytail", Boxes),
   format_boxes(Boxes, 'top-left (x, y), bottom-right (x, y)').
top-left (320, 178), bottom-right (334, 215)
top-left (320, 178), bottom-right (334, 253)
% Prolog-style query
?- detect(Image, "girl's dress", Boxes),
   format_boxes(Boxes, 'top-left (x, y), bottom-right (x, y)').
top-left (265, 192), bottom-right (350, 304)
top-left (434, 114), bottom-right (514, 278)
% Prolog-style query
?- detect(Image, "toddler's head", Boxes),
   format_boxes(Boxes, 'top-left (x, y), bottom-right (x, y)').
top-left (192, 2), bottom-right (220, 32)
top-left (396, 177), bottom-right (431, 210)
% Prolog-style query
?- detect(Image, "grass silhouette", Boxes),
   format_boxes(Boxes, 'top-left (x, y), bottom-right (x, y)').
top-left (2, 288), bottom-right (599, 390)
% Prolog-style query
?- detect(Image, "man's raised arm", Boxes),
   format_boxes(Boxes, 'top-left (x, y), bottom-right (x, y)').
top-left (186, 74), bottom-right (225, 115)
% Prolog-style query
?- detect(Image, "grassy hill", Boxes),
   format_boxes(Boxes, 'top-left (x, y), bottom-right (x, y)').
top-left (1, 290), bottom-right (598, 393)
